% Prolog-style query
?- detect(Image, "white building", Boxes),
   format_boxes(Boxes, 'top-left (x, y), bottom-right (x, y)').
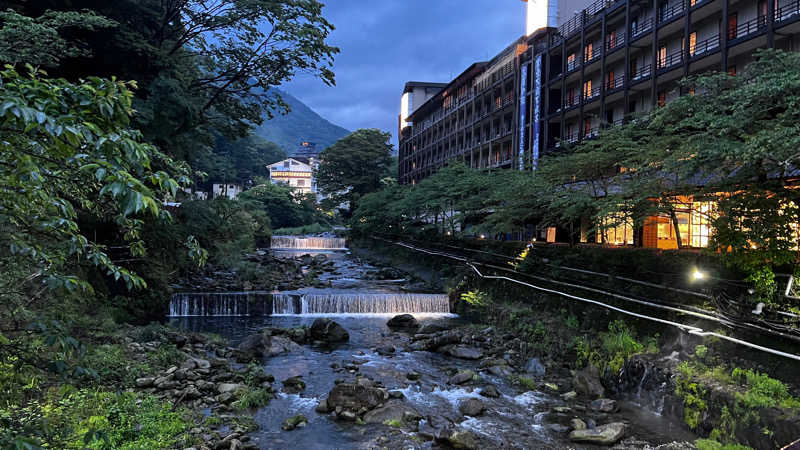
top-left (212, 183), bottom-right (243, 199)
top-left (268, 158), bottom-right (316, 195)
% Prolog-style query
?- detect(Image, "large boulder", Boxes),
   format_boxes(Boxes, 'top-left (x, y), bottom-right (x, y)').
top-left (568, 422), bottom-right (626, 445)
top-left (445, 346), bottom-right (483, 360)
top-left (409, 331), bottom-right (462, 351)
top-left (449, 370), bottom-right (475, 385)
top-left (267, 335), bottom-right (302, 357)
top-left (447, 429), bottom-right (480, 449)
top-left (418, 415), bottom-right (453, 441)
top-left (362, 402), bottom-right (421, 425)
top-left (326, 383), bottom-right (389, 417)
top-left (525, 358), bottom-right (546, 377)
top-left (458, 398), bottom-right (486, 417)
top-left (387, 314), bottom-right (420, 329)
top-left (310, 318), bottom-right (349, 343)
top-left (235, 333), bottom-right (266, 362)
top-left (573, 365), bottom-right (605, 399)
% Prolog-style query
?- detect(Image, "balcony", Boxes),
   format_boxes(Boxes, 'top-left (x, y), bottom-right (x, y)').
top-left (584, 48), bottom-right (603, 64)
top-left (567, 58), bottom-right (581, 73)
top-left (657, 49), bottom-right (683, 71)
top-left (776, 0), bottom-right (800, 22)
top-left (605, 74), bottom-right (626, 91)
top-left (583, 84), bottom-right (602, 103)
top-left (690, 35), bottom-right (720, 58)
top-left (630, 63), bottom-right (653, 82)
top-left (729, 16), bottom-right (767, 42)
top-left (605, 32), bottom-right (626, 53)
top-left (563, 94), bottom-right (581, 109)
top-left (631, 17), bottom-right (654, 39)
top-left (658, 2), bottom-right (686, 24)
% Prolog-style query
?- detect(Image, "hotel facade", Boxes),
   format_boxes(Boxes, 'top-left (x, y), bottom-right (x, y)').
top-left (398, 0), bottom-right (800, 248)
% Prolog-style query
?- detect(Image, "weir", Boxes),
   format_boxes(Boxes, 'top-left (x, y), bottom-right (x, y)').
top-left (168, 292), bottom-right (450, 316)
top-left (270, 236), bottom-right (347, 250)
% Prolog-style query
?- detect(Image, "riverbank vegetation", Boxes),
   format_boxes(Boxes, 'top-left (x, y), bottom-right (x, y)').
top-left (0, 1), bottom-right (340, 446)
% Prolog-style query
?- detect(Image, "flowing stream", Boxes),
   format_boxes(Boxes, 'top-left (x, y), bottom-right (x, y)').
top-left (168, 243), bottom-right (694, 449)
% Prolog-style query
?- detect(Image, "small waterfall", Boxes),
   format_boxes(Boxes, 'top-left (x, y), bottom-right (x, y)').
top-left (270, 236), bottom-right (347, 250)
top-left (298, 293), bottom-right (450, 314)
top-left (168, 292), bottom-right (272, 317)
top-left (168, 292), bottom-right (449, 316)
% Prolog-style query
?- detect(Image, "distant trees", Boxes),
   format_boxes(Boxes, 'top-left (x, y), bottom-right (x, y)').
top-left (316, 129), bottom-right (394, 216)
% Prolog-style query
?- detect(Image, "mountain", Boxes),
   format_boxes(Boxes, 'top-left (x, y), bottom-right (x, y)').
top-left (254, 89), bottom-right (350, 154)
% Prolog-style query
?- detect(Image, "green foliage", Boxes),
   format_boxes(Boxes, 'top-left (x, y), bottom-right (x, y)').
top-left (274, 223), bottom-right (334, 236)
top-left (231, 387), bottom-right (272, 410)
top-left (80, 345), bottom-right (151, 387)
top-left (695, 345), bottom-right (708, 360)
top-left (460, 290), bottom-right (490, 308)
top-left (239, 182), bottom-right (319, 230)
top-left (675, 362), bottom-right (708, 430)
top-left (574, 320), bottom-right (653, 375)
top-left (508, 375), bottom-right (537, 391)
top-left (2, 389), bottom-right (196, 449)
top-left (695, 439), bottom-right (752, 450)
top-left (316, 129), bottom-right (394, 215)
top-left (731, 368), bottom-right (800, 410)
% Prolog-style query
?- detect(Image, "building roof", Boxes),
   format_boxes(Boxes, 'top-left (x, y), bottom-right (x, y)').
top-left (268, 158), bottom-right (313, 171)
top-left (403, 81), bottom-right (449, 94)
top-left (406, 62), bottom-right (488, 122)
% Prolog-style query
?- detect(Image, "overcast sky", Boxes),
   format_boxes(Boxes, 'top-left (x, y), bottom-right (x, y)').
top-left (282, 1), bottom-right (527, 148)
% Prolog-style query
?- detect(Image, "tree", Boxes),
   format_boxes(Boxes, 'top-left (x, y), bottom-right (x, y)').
top-left (238, 182), bottom-right (318, 230)
top-left (316, 129), bottom-right (394, 216)
top-left (195, 134), bottom-right (286, 185)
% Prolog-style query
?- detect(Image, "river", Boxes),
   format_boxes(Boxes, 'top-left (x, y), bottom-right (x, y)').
top-left (168, 239), bottom-right (694, 449)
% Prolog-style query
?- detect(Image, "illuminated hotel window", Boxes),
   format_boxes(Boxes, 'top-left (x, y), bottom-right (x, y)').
top-left (567, 53), bottom-right (576, 70)
top-left (657, 213), bottom-right (690, 247)
top-left (597, 215), bottom-right (634, 245)
top-left (691, 202), bottom-right (713, 248)
top-left (583, 80), bottom-right (592, 98)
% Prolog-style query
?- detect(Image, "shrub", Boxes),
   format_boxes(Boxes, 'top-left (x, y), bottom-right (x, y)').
top-left (231, 387), bottom-right (272, 410)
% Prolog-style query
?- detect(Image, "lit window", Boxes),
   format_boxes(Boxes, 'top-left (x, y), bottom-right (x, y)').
top-left (583, 80), bottom-right (593, 98)
top-left (658, 91), bottom-right (666, 107)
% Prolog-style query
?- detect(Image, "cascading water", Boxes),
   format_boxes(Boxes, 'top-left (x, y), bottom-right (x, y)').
top-left (168, 292), bottom-right (449, 316)
top-left (270, 236), bottom-right (347, 250)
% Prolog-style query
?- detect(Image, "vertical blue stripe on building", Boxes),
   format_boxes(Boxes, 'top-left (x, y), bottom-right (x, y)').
top-left (533, 54), bottom-right (542, 169)
top-left (518, 65), bottom-right (528, 170)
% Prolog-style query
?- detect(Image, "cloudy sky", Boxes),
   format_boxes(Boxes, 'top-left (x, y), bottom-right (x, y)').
top-left (282, 1), bottom-right (527, 148)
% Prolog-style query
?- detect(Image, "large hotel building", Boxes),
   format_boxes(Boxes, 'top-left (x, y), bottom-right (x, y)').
top-left (398, 0), bottom-right (800, 248)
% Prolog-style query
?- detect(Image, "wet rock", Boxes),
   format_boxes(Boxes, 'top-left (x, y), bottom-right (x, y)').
top-left (418, 323), bottom-right (449, 334)
top-left (281, 414), bottom-right (307, 431)
top-left (282, 376), bottom-right (306, 394)
top-left (590, 398), bottom-right (618, 413)
top-left (449, 370), bottom-right (475, 385)
top-left (487, 365), bottom-right (512, 377)
top-left (326, 383), bottom-right (389, 418)
top-left (445, 346), bottom-right (483, 360)
top-left (525, 358), bottom-right (546, 376)
top-left (544, 382), bottom-right (559, 392)
top-left (406, 371), bottom-right (421, 381)
top-left (309, 318), bottom-right (349, 343)
top-left (573, 365), bottom-right (605, 399)
top-left (388, 390), bottom-right (405, 399)
top-left (235, 334), bottom-right (266, 362)
top-left (216, 392), bottom-right (234, 404)
top-left (408, 331), bottom-right (461, 351)
top-left (547, 423), bottom-right (570, 433)
top-left (181, 385), bottom-right (202, 400)
top-left (267, 336), bottom-right (301, 357)
top-left (447, 429), bottom-right (479, 449)
top-left (418, 415), bottom-right (453, 441)
top-left (561, 391), bottom-right (578, 401)
top-left (363, 402), bottom-right (421, 425)
top-left (458, 398), bottom-right (486, 417)
top-left (570, 418), bottom-right (587, 431)
top-left (315, 397), bottom-right (330, 413)
top-left (387, 314), bottom-right (420, 329)
top-left (568, 422), bottom-right (626, 445)
top-left (375, 345), bottom-right (396, 356)
top-left (479, 385), bottom-right (501, 398)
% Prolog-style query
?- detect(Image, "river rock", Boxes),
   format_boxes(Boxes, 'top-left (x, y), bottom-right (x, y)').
top-left (282, 376), bottom-right (306, 394)
top-left (267, 336), bottom-right (302, 357)
top-left (568, 422), bottom-right (626, 445)
top-left (487, 365), bottom-right (512, 377)
top-left (310, 318), bottom-right (349, 343)
top-left (445, 346), bottom-right (483, 360)
top-left (181, 385), bottom-right (202, 400)
top-left (525, 358), bottom-right (546, 376)
top-left (218, 383), bottom-right (244, 394)
top-left (315, 397), bottom-right (330, 413)
top-left (449, 370), bottom-right (475, 385)
top-left (479, 385), bottom-right (501, 398)
top-left (447, 429), bottom-right (479, 449)
top-left (408, 331), bottom-right (461, 351)
top-left (375, 345), bottom-right (396, 356)
top-left (406, 371), bottom-right (421, 381)
top-left (573, 365), bottom-right (605, 399)
top-left (570, 418), bottom-right (587, 431)
top-left (418, 415), bottom-right (453, 441)
top-left (458, 398), bottom-right (486, 417)
top-left (235, 333), bottom-right (266, 361)
top-left (281, 414), bottom-right (307, 431)
top-left (387, 314), bottom-right (420, 329)
top-left (418, 323), bottom-right (450, 334)
top-left (590, 398), bottom-right (618, 413)
top-left (326, 383), bottom-right (389, 417)
top-left (362, 401), bottom-right (421, 424)
top-left (135, 377), bottom-right (155, 388)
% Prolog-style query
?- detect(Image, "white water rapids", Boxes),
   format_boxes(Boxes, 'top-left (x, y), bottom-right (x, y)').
top-left (270, 236), bottom-right (347, 250)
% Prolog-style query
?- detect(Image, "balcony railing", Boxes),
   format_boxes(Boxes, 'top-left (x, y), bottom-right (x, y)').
top-left (584, 126), bottom-right (601, 139)
top-left (631, 17), bottom-right (654, 38)
top-left (690, 35), bottom-right (720, 57)
top-left (583, 84), bottom-right (602, 102)
top-left (658, 2), bottom-right (686, 23)
top-left (606, 74), bottom-right (626, 91)
top-left (567, 58), bottom-right (581, 72)
top-left (584, 48), bottom-right (603, 64)
top-left (564, 94), bottom-right (581, 109)
top-left (605, 32), bottom-right (626, 52)
top-left (776, 0), bottom-right (800, 21)
top-left (630, 63), bottom-right (653, 81)
top-left (729, 16), bottom-right (767, 40)
top-left (657, 49), bottom-right (683, 70)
